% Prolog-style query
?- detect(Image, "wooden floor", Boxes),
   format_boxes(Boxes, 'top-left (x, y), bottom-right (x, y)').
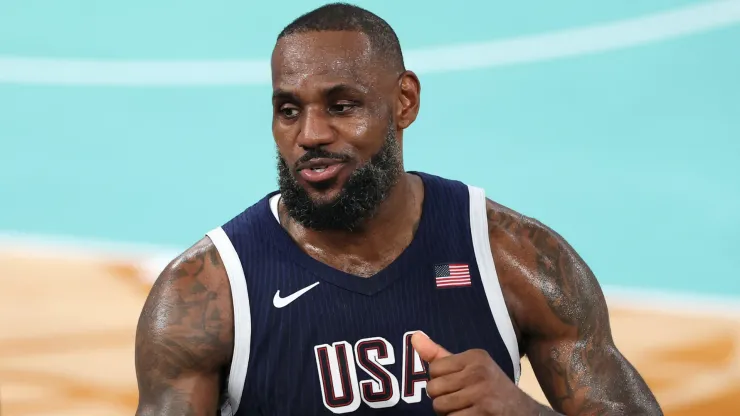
top-left (1, 250), bottom-right (738, 415)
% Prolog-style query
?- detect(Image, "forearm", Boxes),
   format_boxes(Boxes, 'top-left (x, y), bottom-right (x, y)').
top-left (520, 380), bottom-right (658, 416)
top-left (527, 340), bottom-right (662, 415)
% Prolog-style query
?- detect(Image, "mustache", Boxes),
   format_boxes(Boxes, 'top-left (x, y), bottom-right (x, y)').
top-left (294, 149), bottom-right (351, 168)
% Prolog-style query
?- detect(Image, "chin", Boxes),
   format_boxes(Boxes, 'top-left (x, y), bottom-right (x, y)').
top-left (303, 184), bottom-right (344, 206)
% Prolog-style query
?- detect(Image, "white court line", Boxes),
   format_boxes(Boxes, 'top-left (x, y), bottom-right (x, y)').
top-left (1, 231), bottom-right (738, 318)
top-left (0, 231), bottom-right (179, 262)
top-left (1, 0), bottom-right (739, 86)
top-left (602, 285), bottom-right (740, 318)
top-left (0, 231), bottom-right (179, 279)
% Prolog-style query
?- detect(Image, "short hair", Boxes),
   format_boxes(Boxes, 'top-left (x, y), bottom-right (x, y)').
top-left (277, 3), bottom-right (405, 74)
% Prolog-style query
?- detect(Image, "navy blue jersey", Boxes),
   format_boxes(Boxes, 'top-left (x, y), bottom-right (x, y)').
top-left (206, 172), bottom-right (520, 415)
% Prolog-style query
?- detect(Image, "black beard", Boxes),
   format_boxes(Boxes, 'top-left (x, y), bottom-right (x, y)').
top-left (277, 128), bottom-right (403, 231)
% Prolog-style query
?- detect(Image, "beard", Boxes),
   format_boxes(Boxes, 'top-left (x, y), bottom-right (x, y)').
top-left (277, 125), bottom-right (403, 231)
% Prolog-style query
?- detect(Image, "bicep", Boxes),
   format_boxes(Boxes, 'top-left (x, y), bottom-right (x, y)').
top-left (135, 320), bottom-right (223, 416)
top-left (135, 239), bottom-right (234, 416)
top-left (135, 363), bottom-right (221, 416)
top-left (520, 225), bottom-right (660, 415)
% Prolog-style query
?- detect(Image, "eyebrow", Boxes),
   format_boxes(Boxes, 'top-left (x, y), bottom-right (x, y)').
top-left (272, 83), bottom-right (368, 103)
top-left (272, 89), bottom-right (296, 103)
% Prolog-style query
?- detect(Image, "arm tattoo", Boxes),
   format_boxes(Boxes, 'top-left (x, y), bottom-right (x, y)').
top-left (135, 238), bottom-right (233, 416)
top-left (486, 201), bottom-right (662, 416)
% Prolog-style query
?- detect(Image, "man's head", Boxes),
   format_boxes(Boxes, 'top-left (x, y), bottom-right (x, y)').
top-left (271, 3), bottom-right (421, 231)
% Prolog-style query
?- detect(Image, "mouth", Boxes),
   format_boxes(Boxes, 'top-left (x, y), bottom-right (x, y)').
top-left (296, 158), bottom-right (347, 184)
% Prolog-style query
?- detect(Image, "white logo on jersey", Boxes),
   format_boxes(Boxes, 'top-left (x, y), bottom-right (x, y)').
top-left (273, 281), bottom-right (320, 308)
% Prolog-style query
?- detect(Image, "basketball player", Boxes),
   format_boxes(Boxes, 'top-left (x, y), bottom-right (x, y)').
top-left (135, 3), bottom-right (662, 415)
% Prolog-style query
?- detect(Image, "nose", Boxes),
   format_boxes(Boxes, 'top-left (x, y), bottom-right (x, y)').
top-left (296, 106), bottom-right (335, 149)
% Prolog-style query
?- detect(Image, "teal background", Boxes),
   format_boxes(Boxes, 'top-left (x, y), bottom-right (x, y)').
top-left (1, 1), bottom-right (738, 296)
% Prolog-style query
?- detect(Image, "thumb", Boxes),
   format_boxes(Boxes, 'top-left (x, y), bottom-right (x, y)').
top-left (411, 331), bottom-right (451, 363)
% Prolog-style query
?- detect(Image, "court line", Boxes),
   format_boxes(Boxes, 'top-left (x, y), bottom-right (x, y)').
top-left (0, 0), bottom-right (739, 86)
top-left (601, 285), bottom-right (740, 319)
top-left (1, 231), bottom-right (739, 317)
top-left (0, 230), bottom-right (179, 265)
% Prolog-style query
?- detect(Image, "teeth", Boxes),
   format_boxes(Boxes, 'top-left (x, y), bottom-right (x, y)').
top-left (312, 166), bottom-right (327, 172)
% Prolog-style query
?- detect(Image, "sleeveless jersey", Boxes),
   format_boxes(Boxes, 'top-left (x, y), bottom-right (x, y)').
top-left (206, 172), bottom-right (520, 416)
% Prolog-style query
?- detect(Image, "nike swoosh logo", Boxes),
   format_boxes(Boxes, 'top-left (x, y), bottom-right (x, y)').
top-left (273, 281), bottom-right (320, 308)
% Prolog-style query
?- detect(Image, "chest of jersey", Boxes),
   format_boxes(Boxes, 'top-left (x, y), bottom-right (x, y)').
top-left (237, 254), bottom-right (512, 415)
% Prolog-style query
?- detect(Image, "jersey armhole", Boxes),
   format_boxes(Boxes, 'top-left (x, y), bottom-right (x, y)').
top-left (206, 227), bottom-right (251, 415)
top-left (467, 185), bottom-right (521, 384)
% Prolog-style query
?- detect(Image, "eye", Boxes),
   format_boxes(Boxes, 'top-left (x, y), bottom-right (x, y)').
top-left (278, 105), bottom-right (299, 119)
top-left (329, 103), bottom-right (356, 114)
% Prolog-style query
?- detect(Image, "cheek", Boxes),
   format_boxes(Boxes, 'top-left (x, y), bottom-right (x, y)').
top-left (272, 131), bottom-right (297, 168)
top-left (273, 121), bottom-right (297, 149)
top-left (340, 119), bottom-right (370, 142)
top-left (337, 111), bottom-right (386, 148)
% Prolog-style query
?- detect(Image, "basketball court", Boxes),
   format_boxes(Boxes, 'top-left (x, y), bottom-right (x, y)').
top-left (2, 246), bottom-right (738, 416)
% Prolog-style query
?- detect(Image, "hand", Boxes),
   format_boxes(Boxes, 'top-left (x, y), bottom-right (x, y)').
top-left (411, 332), bottom-right (542, 415)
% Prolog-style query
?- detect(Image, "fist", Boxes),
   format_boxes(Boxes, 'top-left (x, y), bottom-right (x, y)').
top-left (411, 332), bottom-right (534, 415)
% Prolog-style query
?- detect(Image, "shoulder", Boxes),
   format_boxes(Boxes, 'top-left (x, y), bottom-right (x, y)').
top-left (136, 236), bottom-right (234, 372)
top-left (156, 236), bottom-right (232, 308)
top-left (484, 198), bottom-right (567, 271)
top-left (484, 198), bottom-right (605, 340)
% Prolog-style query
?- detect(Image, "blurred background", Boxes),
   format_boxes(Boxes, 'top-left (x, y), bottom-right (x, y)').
top-left (1, 0), bottom-right (739, 415)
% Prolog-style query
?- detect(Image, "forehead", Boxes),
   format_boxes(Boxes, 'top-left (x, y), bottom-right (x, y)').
top-left (271, 31), bottom-right (376, 88)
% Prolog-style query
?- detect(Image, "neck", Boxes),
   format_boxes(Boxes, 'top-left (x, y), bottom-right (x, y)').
top-left (280, 172), bottom-right (424, 259)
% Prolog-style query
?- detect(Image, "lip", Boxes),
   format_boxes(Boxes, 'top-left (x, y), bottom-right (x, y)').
top-left (296, 158), bottom-right (345, 172)
top-left (296, 158), bottom-right (347, 184)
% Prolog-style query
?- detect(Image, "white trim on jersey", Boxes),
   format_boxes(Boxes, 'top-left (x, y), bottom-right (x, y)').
top-left (206, 227), bottom-right (251, 416)
top-left (467, 185), bottom-right (522, 384)
top-left (269, 194), bottom-right (281, 223)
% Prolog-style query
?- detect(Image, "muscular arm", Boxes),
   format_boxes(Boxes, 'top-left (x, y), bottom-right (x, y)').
top-left (486, 200), bottom-right (662, 416)
top-left (135, 237), bottom-right (234, 416)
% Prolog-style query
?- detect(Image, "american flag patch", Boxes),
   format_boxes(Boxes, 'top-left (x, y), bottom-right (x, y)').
top-left (434, 263), bottom-right (472, 288)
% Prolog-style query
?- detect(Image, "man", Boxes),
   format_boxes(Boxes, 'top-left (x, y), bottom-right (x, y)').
top-left (135, 3), bottom-right (662, 415)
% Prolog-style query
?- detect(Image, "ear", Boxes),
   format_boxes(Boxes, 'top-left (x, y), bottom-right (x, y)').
top-left (395, 71), bottom-right (421, 130)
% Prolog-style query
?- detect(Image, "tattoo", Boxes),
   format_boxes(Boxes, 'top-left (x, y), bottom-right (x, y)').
top-left (486, 200), bottom-right (662, 416)
top-left (208, 247), bottom-right (223, 267)
top-left (135, 238), bottom-right (233, 416)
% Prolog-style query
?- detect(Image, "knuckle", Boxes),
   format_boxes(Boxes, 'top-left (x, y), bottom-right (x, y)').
top-left (425, 379), bottom-right (442, 398)
top-left (432, 395), bottom-right (454, 414)
top-left (428, 361), bottom-right (443, 378)
top-left (460, 348), bottom-right (490, 363)
top-left (431, 396), bottom-right (444, 413)
top-left (466, 363), bottom-right (489, 382)
top-left (470, 348), bottom-right (490, 360)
